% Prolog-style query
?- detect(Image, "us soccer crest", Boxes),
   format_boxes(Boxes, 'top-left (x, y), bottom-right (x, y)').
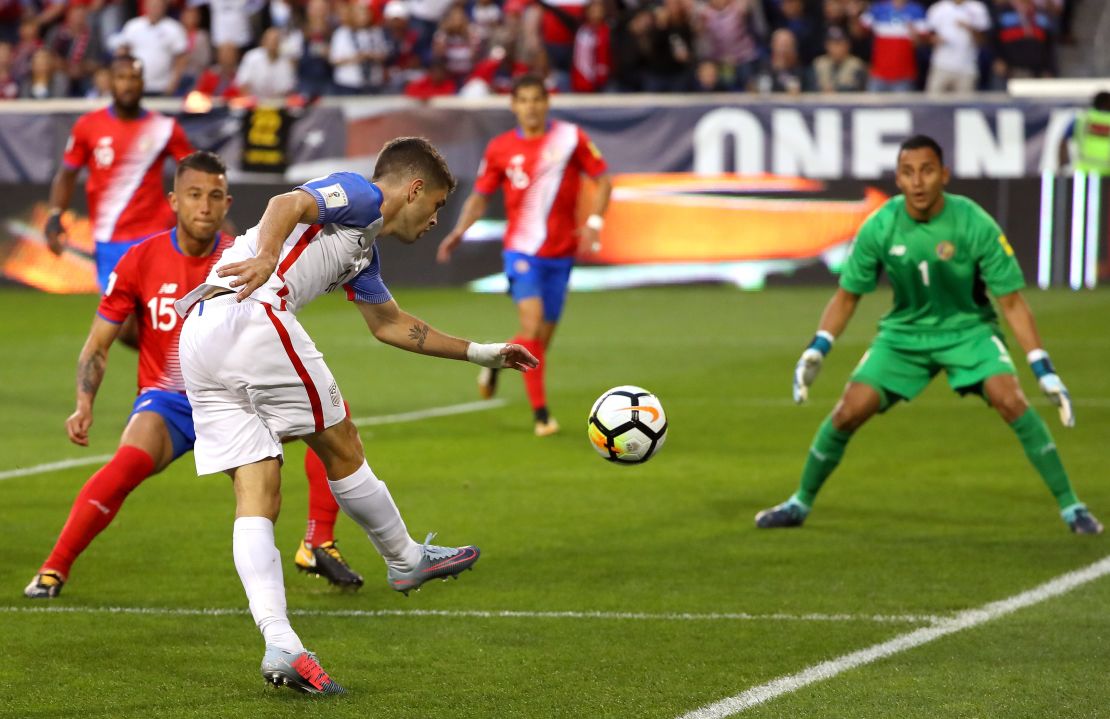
top-left (935, 241), bottom-right (955, 261)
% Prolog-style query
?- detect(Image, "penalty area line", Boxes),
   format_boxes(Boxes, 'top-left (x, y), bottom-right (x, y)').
top-left (0, 399), bottom-right (508, 483)
top-left (676, 553), bottom-right (1110, 719)
top-left (0, 605), bottom-right (941, 625)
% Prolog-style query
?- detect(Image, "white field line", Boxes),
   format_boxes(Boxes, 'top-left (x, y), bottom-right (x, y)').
top-left (0, 399), bottom-right (508, 483)
top-left (0, 605), bottom-right (940, 624)
top-left (677, 554), bottom-right (1110, 719)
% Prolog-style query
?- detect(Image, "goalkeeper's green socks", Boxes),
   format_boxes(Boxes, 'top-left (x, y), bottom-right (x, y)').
top-left (1010, 408), bottom-right (1079, 510)
top-left (793, 416), bottom-right (854, 509)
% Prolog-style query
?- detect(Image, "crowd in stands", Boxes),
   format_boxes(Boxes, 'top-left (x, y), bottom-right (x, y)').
top-left (0, 0), bottom-right (1084, 101)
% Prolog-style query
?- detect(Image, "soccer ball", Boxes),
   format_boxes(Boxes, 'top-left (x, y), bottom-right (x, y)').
top-left (587, 385), bottom-right (668, 464)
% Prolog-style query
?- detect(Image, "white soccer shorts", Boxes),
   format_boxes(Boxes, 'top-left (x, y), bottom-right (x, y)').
top-left (179, 295), bottom-right (347, 475)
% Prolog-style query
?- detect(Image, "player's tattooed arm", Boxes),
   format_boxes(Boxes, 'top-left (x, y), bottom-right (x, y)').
top-left (77, 352), bottom-right (106, 398)
top-left (67, 316), bottom-right (122, 445)
top-left (408, 322), bottom-right (430, 351)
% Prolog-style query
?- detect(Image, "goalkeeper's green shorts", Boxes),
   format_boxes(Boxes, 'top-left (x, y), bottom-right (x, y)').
top-left (849, 327), bottom-right (1017, 410)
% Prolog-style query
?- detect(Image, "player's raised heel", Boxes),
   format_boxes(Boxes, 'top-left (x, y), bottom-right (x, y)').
top-left (388, 533), bottom-right (480, 596)
top-left (534, 417), bottom-right (560, 437)
top-left (294, 540), bottom-right (364, 589)
top-left (1063, 506), bottom-right (1103, 535)
top-left (24, 570), bottom-right (65, 599)
top-left (754, 499), bottom-right (809, 529)
top-left (260, 646), bottom-right (345, 695)
top-left (477, 367), bottom-right (499, 400)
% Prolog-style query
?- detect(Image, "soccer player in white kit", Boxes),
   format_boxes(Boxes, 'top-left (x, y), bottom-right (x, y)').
top-left (175, 138), bottom-right (538, 694)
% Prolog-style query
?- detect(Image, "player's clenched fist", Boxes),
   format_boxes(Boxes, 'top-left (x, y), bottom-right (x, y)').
top-left (65, 406), bottom-right (93, 446)
top-left (793, 331), bottom-right (834, 405)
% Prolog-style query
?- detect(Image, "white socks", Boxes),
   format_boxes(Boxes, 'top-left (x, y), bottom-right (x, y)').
top-left (328, 461), bottom-right (421, 571)
top-left (232, 516), bottom-right (304, 654)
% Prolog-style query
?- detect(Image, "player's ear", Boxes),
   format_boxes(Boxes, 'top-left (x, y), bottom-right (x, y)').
top-left (168, 191), bottom-right (178, 213)
top-left (941, 166), bottom-right (951, 186)
top-left (408, 178), bottom-right (424, 203)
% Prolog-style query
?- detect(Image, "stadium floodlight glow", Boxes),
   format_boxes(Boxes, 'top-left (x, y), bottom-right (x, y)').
top-left (1069, 171), bottom-right (1087, 291)
top-left (1038, 170), bottom-right (1054, 289)
top-left (1085, 172), bottom-right (1101, 289)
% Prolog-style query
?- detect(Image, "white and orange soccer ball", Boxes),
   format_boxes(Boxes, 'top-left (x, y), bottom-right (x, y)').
top-left (587, 385), bottom-right (668, 464)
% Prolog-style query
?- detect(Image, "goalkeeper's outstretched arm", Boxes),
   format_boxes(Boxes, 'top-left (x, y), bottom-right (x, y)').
top-left (996, 291), bottom-right (1075, 427)
top-left (792, 289), bottom-right (862, 404)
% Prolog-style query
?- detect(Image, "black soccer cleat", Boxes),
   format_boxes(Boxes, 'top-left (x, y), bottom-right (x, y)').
top-left (754, 500), bottom-right (809, 529)
top-left (294, 540), bottom-right (364, 589)
top-left (1065, 507), bottom-right (1103, 535)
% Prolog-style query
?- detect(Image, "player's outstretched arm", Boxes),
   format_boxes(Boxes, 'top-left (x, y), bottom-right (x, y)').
top-left (67, 317), bottom-right (124, 446)
top-left (437, 192), bottom-right (489, 263)
top-left (355, 299), bottom-right (538, 371)
top-left (45, 166), bottom-right (79, 255)
top-left (793, 288), bottom-right (861, 404)
top-left (217, 189), bottom-right (319, 301)
top-left (996, 291), bottom-right (1075, 427)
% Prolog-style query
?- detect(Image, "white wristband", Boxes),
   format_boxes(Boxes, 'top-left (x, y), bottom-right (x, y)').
top-left (585, 214), bottom-right (604, 231)
top-left (815, 330), bottom-right (835, 345)
top-left (466, 342), bottom-right (505, 368)
top-left (1026, 348), bottom-right (1049, 364)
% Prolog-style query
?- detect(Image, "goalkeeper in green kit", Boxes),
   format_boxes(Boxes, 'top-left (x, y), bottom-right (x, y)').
top-left (756, 135), bottom-right (1102, 535)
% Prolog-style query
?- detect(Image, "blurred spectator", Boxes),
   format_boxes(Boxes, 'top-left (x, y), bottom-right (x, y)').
top-left (330, 1), bottom-right (388, 94)
top-left (924, 0), bottom-right (989, 93)
top-left (992, 0), bottom-right (1056, 80)
top-left (178, 5), bottom-right (212, 95)
top-left (236, 26), bottom-right (296, 98)
top-left (470, 0), bottom-right (503, 50)
top-left (856, 0), bottom-right (927, 91)
top-left (193, 41), bottom-right (242, 98)
top-left (644, 0), bottom-right (696, 92)
top-left (289, 0), bottom-right (334, 98)
top-left (694, 57), bottom-right (722, 90)
top-left (408, 0), bottom-right (454, 62)
top-left (382, 0), bottom-right (422, 92)
top-left (696, 0), bottom-right (762, 91)
top-left (20, 46), bottom-right (67, 97)
top-left (11, 18), bottom-right (42, 84)
top-left (570, 0), bottom-right (609, 92)
top-left (462, 42), bottom-right (530, 94)
top-left (775, 0), bottom-right (823, 65)
top-left (110, 0), bottom-right (188, 95)
top-left (0, 41), bottom-right (18, 98)
top-left (432, 4), bottom-right (481, 85)
top-left (0, 0), bottom-right (22, 45)
top-left (85, 64), bottom-right (112, 98)
top-left (404, 56), bottom-right (456, 97)
top-left (813, 25), bottom-right (866, 91)
top-left (525, 45), bottom-right (560, 91)
top-left (193, 0), bottom-right (265, 49)
top-left (46, 4), bottom-right (105, 97)
top-left (611, 5), bottom-right (653, 91)
top-left (531, 0), bottom-right (589, 87)
top-left (755, 27), bottom-right (813, 93)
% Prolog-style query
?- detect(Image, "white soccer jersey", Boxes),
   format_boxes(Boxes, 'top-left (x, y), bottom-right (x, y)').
top-left (175, 172), bottom-right (393, 317)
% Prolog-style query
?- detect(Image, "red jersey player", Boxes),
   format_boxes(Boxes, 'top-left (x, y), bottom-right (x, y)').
top-left (45, 55), bottom-right (193, 294)
top-left (25, 152), bottom-right (363, 599)
top-left (437, 74), bottom-right (612, 436)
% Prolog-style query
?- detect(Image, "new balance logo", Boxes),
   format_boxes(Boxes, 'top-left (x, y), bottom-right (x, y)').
top-left (158, 283), bottom-right (178, 294)
top-left (889, 245), bottom-right (907, 256)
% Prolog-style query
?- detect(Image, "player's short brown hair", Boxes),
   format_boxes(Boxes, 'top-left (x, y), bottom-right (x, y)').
top-left (176, 150), bottom-right (228, 180)
top-left (372, 137), bottom-right (456, 193)
top-left (510, 74), bottom-right (548, 99)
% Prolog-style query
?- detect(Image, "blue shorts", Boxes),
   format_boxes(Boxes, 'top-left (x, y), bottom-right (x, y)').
top-left (130, 390), bottom-right (195, 460)
top-left (503, 251), bottom-right (574, 323)
top-left (96, 238), bottom-right (146, 293)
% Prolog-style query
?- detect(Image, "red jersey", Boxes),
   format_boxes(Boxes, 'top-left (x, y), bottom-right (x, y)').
top-left (63, 107), bottom-right (193, 244)
top-left (98, 228), bottom-right (232, 395)
top-left (474, 120), bottom-right (607, 258)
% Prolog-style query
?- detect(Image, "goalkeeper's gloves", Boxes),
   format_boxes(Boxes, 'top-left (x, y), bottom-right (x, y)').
top-left (793, 331), bottom-right (834, 405)
top-left (1028, 349), bottom-right (1075, 427)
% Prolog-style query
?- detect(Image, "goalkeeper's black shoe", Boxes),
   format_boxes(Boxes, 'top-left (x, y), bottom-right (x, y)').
top-left (1064, 507), bottom-right (1103, 535)
top-left (754, 500), bottom-right (809, 529)
top-left (295, 540), bottom-right (364, 589)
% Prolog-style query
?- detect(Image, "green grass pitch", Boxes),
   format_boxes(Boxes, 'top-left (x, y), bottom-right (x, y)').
top-left (1, 284), bottom-right (1107, 718)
